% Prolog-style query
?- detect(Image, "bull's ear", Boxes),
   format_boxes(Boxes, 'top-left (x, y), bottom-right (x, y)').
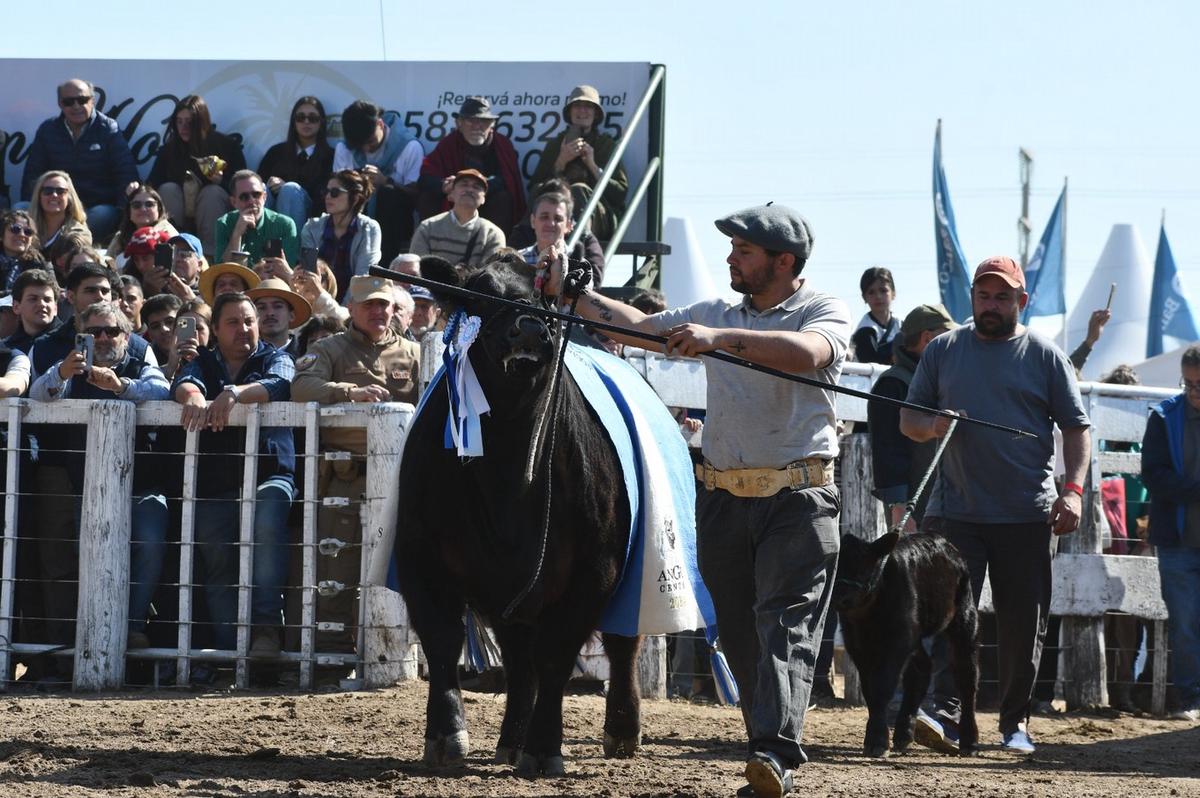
top-left (869, 530), bottom-right (900, 558)
top-left (419, 255), bottom-right (462, 288)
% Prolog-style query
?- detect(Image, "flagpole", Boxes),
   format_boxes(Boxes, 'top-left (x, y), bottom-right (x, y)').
top-left (1060, 176), bottom-right (1069, 351)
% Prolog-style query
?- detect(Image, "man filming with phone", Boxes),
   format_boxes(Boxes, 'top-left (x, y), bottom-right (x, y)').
top-left (215, 170), bottom-right (299, 270)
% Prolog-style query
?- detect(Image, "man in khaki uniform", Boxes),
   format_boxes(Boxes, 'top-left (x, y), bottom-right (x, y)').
top-left (291, 275), bottom-right (420, 655)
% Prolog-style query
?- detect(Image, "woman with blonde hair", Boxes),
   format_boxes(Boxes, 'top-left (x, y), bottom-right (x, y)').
top-left (29, 170), bottom-right (91, 253)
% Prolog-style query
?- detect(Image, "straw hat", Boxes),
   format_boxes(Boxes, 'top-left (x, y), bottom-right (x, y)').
top-left (198, 262), bottom-right (261, 305)
top-left (246, 277), bottom-right (312, 327)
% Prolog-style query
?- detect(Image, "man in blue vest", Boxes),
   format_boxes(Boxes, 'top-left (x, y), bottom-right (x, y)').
top-left (29, 300), bottom-right (170, 651)
top-left (20, 79), bottom-right (138, 243)
top-left (1142, 344), bottom-right (1200, 722)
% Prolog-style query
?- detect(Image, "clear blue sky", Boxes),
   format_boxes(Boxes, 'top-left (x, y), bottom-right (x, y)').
top-left (12, 1), bottom-right (1200, 333)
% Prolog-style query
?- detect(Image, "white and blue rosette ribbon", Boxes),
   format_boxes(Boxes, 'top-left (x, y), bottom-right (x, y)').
top-left (442, 310), bottom-right (490, 458)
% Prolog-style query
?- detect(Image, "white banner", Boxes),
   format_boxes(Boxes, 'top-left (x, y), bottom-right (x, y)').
top-left (0, 59), bottom-right (652, 238)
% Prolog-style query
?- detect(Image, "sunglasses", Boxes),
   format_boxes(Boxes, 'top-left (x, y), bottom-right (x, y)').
top-left (40, 186), bottom-right (69, 197)
top-left (322, 186), bottom-right (352, 198)
top-left (7, 224), bottom-right (33, 237)
top-left (59, 96), bottom-right (92, 107)
top-left (294, 112), bottom-right (322, 124)
top-left (83, 326), bottom-right (123, 339)
top-left (237, 190), bottom-right (265, 202)
top-left (129, 200), bottom-right (158, 211)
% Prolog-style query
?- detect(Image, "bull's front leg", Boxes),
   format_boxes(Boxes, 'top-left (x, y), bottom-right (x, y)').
top-left (398, 561), bottom-right (470, 767)
top-left (492, 622), bottom-right (537, 765)
top-left (601, 632), bottom-right (642, 758)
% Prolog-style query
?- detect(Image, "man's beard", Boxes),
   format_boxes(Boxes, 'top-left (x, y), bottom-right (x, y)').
top-left (974, 310), bottom-right (1017, 339)
top-left (94, 340), bottom-right (127, 367)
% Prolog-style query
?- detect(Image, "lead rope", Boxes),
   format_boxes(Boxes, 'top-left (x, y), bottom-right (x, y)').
top-left (502, 272), bottom-right (583, 621)
top-left (894, 418), bottom-right (958, 533)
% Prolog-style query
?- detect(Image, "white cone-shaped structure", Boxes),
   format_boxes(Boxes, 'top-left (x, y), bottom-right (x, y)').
top-left (660, 217), bottom-right (721, 307)
top-left (1066, 224), bottom-right (1154, 381)
top-left (1126, 345), bottom-right (1188, 389)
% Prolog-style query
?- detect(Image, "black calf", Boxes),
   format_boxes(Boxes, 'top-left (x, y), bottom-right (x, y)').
top-left (832, 531), bottom-right (979, 757)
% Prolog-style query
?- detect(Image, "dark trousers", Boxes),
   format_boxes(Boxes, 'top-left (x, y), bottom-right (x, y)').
top-left (374, 184), bottom-right (417, 265)
top-left (696, 484), bottom-right (840, 768)
top-left (942, 519), bottom-right (1053, 734)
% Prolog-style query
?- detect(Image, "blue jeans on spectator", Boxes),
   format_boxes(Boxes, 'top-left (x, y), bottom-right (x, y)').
top-left (266, 182), bottom-right (311, 233)
top-left (1158, 545), bottom-right (1200, 710)
top-left (129, 492), bottom-right (169, 634)
top-left (193, 476), bottom-right (295, 650)
top-left (85, 204), bottom-right (121, 244)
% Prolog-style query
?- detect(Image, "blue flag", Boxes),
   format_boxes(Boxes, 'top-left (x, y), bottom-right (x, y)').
top-left (932, 121), bottom-right (972, 322)
top-left (1147, 221), bottom-right (1200, 358)
top-left (1022, 185), bottom-right (1067, 322)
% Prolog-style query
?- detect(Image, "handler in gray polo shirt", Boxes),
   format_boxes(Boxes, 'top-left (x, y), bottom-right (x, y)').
top-left (548, 203), bottom-right (849, 798)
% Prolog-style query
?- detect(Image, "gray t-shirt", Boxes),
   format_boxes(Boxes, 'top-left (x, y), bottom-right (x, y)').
top-left (906, 323), bottom-right (1090, 523)
top-left (648, 283), bottom-right (851, 470)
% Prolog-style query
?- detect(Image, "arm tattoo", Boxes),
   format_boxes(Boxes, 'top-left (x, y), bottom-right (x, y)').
top-left (729, 339), bottom-right (747, 354)
top-left (589, 296), bottom-right (614, 322)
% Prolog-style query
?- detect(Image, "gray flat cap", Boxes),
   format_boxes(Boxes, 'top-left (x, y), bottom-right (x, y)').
top-left (714, 203), bottom-right (814, 262)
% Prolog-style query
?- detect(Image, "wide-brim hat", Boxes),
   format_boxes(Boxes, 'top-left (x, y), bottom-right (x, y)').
top-left (198, 261), bottom-right (261, 305)
top-left (563, 84), bottom-right (605, 125)
top-left (246, 277), bottom-right (312, 327)
top-left (453, 96), bottom-right (498, 121)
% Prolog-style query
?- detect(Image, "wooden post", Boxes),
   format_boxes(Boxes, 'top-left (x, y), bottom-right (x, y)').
top-left (175, 428), bottom-right (199, 686)
top-left (837, 433), bottom-right (884, 705)
top-left (299, 404), bottom-right (319, 690)
top-left (1152, 619), bottom-right (1168, 716)
top-left (362, 404), bottom-right (418, 686)
top-left (234, 407), bottom-right (261, 689)
top-left (637, 634), bottom-right (667, 699)
top-left (73, 401), bottom-right (136, 691)
top-left (0, 399), bottom-right (22, 689)
top-left (1059, 402), bottom-right (1107, 710)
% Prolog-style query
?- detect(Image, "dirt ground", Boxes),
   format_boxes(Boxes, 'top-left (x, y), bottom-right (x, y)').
top-left (0, 681), bottom-right (1196, 798)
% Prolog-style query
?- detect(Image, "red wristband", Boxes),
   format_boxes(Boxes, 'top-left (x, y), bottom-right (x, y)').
top-left (1064, 482), bottom-right (1084, 497)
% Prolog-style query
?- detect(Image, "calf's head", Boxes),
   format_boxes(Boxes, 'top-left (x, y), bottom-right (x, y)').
top-left (832, 531), bottom-right (898, 613)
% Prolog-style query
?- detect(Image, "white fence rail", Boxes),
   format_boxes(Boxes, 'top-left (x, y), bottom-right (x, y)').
top-left (0, 399), bottom-right (417, 692)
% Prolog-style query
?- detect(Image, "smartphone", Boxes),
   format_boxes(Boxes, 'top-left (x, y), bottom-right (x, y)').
top-left (229, 251), bottom-right (250, 266)
top-left (299, 247), bottom-right (319, 273)
top-left (565, 124), bottom-right (585, 141)
top-left (154, 243), bottom-right (173, 272)
top-left (75, 333), bottom-right (94, 372)
top-left (264, 238), bottom-right (283, 259)
top-left (174, 316), bottom-right (197, 346)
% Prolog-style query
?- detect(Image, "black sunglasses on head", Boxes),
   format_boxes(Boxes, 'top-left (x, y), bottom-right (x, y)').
top-left (59, 96), bottom-right (92, 107)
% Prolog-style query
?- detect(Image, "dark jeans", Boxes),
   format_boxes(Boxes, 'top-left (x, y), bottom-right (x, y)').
top-left (373, 184), bottom-right (417, 265)
top-left (696, 484), bottom-right (840, 768)
top-left (942, 519), bottom-right (1053, 734)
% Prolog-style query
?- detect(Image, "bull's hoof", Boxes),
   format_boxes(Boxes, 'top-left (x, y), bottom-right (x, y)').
top-left (602, 731), bottom-right (641, 759)
top-left (515, 752), bottom-right (566, 778)
top-left (494, 745), bottom-right (521, 765)
top-left (864, 744), bottom-right (890, 758)
top-left (422, 730), bottom-right (470, 766)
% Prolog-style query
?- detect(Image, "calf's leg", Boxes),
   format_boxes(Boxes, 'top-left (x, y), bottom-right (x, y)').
top-left (894, 644), bottom-right (932, 753)
top-left (945, 580), bottom-right (980, 754)
top-left (862, 639), bottom-right (915, 757)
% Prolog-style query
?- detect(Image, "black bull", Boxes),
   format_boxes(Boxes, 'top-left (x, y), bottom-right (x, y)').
top-left (394, 258), bottom-right (643, 777)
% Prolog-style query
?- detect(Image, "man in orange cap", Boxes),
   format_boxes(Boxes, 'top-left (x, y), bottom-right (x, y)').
top-left (900, 256), bottom-right (1091, 754)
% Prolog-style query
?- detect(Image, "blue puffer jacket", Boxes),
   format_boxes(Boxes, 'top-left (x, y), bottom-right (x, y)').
top-left (20, 111), bottom-right (139, 208)
top-left (1141, 393), bottom-right (1200, 547)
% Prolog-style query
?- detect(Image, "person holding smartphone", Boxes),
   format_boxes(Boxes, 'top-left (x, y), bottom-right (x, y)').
top-left (299, 170), bottom-right (381, 303)
top-left (527, 85), bottom-right (628, 241)
top-left (122, 226), bottom-right (174, 296)
top-left (214, 170), bottom-right (300, 269)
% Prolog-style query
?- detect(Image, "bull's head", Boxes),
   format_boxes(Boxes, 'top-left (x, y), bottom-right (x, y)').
top-left (423, 253), bottom-right (561, 411)
top-left (832, 531), bottom-right (898, 613)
